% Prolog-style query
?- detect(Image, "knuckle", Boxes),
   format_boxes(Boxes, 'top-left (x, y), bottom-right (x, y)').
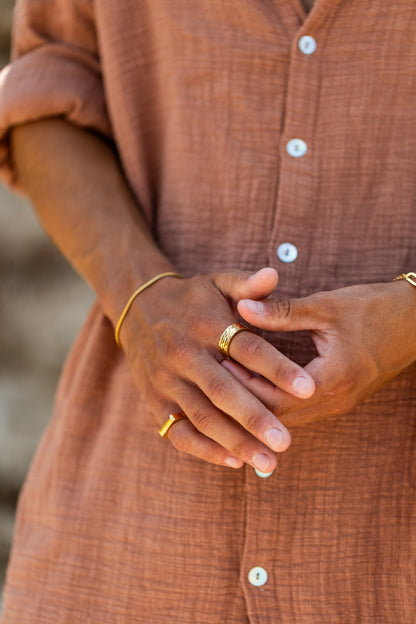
top-left (170, 339), bottom-right (194, 367)
top-left (229, 439), bottom-right (248, 460)
top-left (273, 359), bottom-right (297, 384)
top-left (154, 367), bottom-right (174, 393)
top-left (241, 335), bottom-right (263, 360)
top-left (190, 407), bottom-right (212, 432)
top-left (204, 375), bottom-right (228, 403)
top-left (244, 411), bottom-right (263, 433)
top-left (273, 298), bottom-right (291, 319)
top-left (195, 313), bottom-right (221, 338)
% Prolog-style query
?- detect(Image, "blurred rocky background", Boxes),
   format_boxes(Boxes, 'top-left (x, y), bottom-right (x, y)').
top-left (0, 0), bottom-right (93, 605)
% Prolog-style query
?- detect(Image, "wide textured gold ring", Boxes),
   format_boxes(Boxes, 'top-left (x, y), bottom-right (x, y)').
top-left (159, 412), bottom-right (187, 438)
top-left (219, 322), bottom-right (252, 358)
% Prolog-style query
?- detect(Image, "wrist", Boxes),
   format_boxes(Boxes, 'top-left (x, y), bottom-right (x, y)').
top-left (390, 277), bottom-right (416, 364)
top-left (115, 272), bottom-right (184, 348)
top-left (393, 272), bottom-right (416, 289)
top-left (85, 232), bottom-right (176, 328)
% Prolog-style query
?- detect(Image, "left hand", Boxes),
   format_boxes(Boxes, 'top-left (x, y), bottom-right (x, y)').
top-left (222, 280), bottom-right (416, 428)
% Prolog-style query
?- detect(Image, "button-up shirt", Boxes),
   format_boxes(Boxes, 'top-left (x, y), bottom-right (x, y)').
top-left (0, 1), bottom-right (415, 622)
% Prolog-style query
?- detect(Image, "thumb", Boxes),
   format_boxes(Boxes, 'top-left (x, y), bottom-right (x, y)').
top-left (213, 267), bottom-right (278, 302)
top-left (237, 295), bottom-right (317, 332)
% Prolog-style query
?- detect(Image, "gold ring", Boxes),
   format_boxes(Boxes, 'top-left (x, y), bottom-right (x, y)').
top-left (159, 412), bottom-right (187, 438)
top-left (219, 322), bottom-right (252, 358)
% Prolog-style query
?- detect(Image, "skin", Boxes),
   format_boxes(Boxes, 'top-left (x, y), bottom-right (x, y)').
top-left (223, 282), bottom-right (416, 430)
top-left (11, 119), bottom-right (315, 474)
top-left (11, 120), bottom-right (416, 473)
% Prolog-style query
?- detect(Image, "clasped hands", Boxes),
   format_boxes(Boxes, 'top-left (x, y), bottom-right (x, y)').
top-left (121, 267), bottom-right (416, 473)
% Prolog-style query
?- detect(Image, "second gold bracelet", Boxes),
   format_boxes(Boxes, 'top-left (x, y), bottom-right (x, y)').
top-left (114, 271), bottom-right (184, 348)
top-left (393, 272), bottom-right (416, 288)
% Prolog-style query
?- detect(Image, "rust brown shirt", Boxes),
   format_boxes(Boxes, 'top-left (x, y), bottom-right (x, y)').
top-left (0, 0), bottom-right (415, 622)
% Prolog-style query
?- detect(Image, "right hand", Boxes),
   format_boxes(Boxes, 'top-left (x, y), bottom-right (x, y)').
top-left (119, 267), bottom-right (316, 472)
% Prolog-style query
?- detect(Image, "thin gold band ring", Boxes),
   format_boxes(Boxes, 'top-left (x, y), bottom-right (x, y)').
top-left (159, 412), bottom-right (187, 438)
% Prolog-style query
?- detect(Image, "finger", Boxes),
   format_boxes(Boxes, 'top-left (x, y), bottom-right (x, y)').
top-left (213, 267), bottom-right (279, 302)
top-left (237, 294), bottom-right (327, 332)
top-left (227, 329), bottom-right (316, 399)
top-left (221, 359), bottom-right (282, 409)
top-left (223, 353), bottom-right (354, 428)
top-left (166, 418), bottom-right (244, 469)
top-left (187, 358), bottom-right (291, 449)
top-left (178, 386), bottom-right (283, 473)
top-left (221, 358), bottom-right (316, 426)
top-left (221, 358), bottom-right (312, 422)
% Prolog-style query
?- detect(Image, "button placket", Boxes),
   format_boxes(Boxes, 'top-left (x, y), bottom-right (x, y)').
top-left (266, 27), bottom-right (321, 285)
top-left (245, 36), bottom-right (322, 606)
top-left (240, 464), bottom-right (276, 610)
top-left (241, 5), bottom-right (343, 619)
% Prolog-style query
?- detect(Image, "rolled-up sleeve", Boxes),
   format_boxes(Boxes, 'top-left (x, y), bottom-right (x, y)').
top-left (0, 0), bottom-right (111, 188)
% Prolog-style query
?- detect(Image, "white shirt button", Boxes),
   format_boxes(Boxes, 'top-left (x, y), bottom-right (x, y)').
top-left (277, 242), bottom-right (298, 263)
top-left (298, 35), bottom-right (317, 55)
top-left (254, 468), bottom-right (274, 478)
top-left (286, 138), bottom-right (307, 158)
top-left (248, 566), bottom-right (268, 587)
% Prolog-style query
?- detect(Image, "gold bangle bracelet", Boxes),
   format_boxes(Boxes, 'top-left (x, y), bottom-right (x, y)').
top-left (114, 272), bottom-right (184, 348)
top-left (393, 272), bottom-right (416, 288)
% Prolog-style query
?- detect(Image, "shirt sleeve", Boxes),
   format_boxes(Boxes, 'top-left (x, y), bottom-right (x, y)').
top-left (0, 0), bottom-right (112, 188)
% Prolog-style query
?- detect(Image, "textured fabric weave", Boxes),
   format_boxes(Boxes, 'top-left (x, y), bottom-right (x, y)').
top-left (0, 0), bottom-right (415, 622)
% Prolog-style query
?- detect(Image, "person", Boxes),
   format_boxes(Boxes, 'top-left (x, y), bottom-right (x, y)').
top-left (0, 0), bottom-right (415, 621)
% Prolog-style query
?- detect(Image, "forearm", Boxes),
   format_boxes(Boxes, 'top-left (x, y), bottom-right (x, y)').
top-left (11, 118), bottom-right (174, 325)
top-left (11, 120), bottom-right (309, 470)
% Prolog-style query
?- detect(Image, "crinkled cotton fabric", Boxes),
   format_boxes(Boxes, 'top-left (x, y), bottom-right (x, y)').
top-left (0, 0), bottom-right (416, 622)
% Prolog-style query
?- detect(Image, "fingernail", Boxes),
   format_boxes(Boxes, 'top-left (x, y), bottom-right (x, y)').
top-left (225, 456), bottom-right (243, 469)
top-left (253, 453), bottom-right (272, 472)
top-left (292, 375), bottom-right (315, 398)
top-left (243, 300), bottom-right (265, 314)
top-left (265, 427), bottom-right (283, 450)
